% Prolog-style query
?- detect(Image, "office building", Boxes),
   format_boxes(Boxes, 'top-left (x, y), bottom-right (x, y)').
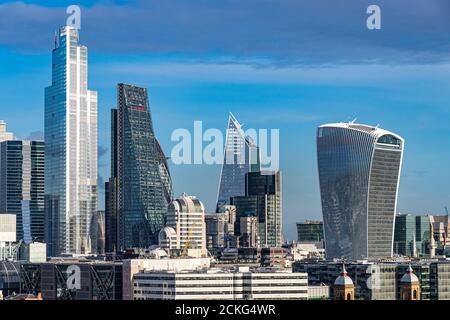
top-left (239, 216), bottom-right (259, 248)
top-left (105, 109), bottom-right (118, 253)
top-left (0, 140), bottom-right (45, 243)
top-left (45, 26), bottom-right (98, 256)
top-left (122, 256), bottom-right (211, 300)
top-left (133, 267), bottom-right (308, 300)
top-left (216, 113), bottom-right (259, 208)
top-left (317, 122), bottom-right (404, 260)
top-left (20, 258), bottom-right (122, 300)
top-left (394, 214), bottom-right (432, 257)
top-left (232, 171), bottom-right (282, 247)
top-left (293, 259), bottom-right (450, 300)
top-left (0, 214), bottom-right (17, 261)
top-left (296, 220), bottom-right (324, 244)
top-left (0, 261), bottom-right (21, 297)
top-left (0, 120), bottom-right (14, 142)
top-left (205, 207), bottom-right (236, 253)
top-left (159, 194), bottom-right (206, 258)
top-left (115, 84), bottom-right (172, 250)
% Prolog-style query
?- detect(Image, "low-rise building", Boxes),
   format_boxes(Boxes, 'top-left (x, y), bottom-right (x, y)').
top-left (133, 267), bottom-right (308, 300)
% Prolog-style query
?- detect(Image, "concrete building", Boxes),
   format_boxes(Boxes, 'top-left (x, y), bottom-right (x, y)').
top-left (0, 214), bottom-right (17, 261)
top-left (317, 123), bottom-right (404, 260)
top-left (239, 216), bottom-right (259, 248)
top-left (122, 256), bottom-right (211, 300)
top-left (205, 205), bottom-right (236, 253)
top-left (294, 259), bottom-right (450, 300)
top-left (133, 267), bottom-right (308, 300)
top-left (0, 120), bottom-right (14, 143)
top-left (159, 194), bottom-right (207, 258)
top-left (20, 242), bottom-right (47, 263)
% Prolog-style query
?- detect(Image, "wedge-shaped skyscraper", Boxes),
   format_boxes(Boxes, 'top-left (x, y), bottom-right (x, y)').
top-left (317, 122), bottom-right (404, 259)
top-left (115, 84), bottom-right (173, 250)
top-left (217, 113), bottom-right (259, 208)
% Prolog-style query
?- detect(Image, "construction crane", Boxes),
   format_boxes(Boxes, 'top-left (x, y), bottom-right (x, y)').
top-left (181, 223), bottom-right (196, 258)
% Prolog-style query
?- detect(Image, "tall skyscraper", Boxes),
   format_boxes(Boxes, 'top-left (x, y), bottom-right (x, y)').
top-left (0, 120), bottom-right (14, 142)
top-left (317, 122), bottom-right (404, 260)
top-left (0, 140), bottom-right (45, 243)
top-left (105, 109), bottom-right (118, 253)
top-left (114, 84), bottom-right (172, 250)
top-left (44, 26), bottom-right (98, 256)
top-left (216, 113), bottom-right (259, 208)
top-left (232, 171), bottom-right (283, 248)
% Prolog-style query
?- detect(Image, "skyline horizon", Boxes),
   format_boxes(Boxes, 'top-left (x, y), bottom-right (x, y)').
top-left (1, 0), bottom-right (449, 242)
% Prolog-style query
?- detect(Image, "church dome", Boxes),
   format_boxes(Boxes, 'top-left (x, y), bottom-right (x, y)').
top-left (334, 265), bottom-right (354, 286)
top-left (401, 265), bottom-right (419, 283)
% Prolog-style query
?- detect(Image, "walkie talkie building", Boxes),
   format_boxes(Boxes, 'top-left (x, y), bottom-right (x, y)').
top-left (317, 122), bottom-right (404, 260)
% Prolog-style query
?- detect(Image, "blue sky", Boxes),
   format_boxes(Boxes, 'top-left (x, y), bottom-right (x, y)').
top-left (1, 0), bottom-right (450, 241)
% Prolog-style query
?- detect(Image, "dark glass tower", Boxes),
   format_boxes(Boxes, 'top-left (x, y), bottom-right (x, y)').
top-left (0, 140), bottom-right (45, 243)
top-left (317, 122), bottom-right (404, 260)
top-left (115, 84), bottom-right (172, 250)
top-left (105, 109), bottom-right (118, 253)
top-left (232, 171), bottom-right (282, 247)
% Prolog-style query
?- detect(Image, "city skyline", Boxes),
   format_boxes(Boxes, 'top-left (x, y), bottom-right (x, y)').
top-left (1, 1), bottom-right (449, 242)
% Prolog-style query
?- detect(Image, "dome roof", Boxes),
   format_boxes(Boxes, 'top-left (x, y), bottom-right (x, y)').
top-left (334, 265), bottom-right (354, 286)
top-left (401, 265), bottom-right (419, 283)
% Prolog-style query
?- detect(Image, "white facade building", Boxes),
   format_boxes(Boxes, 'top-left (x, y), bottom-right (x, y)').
top-left (0, 214), bottom-right (17, 261)
top-left (45, 26), bottom-right (98, 256)
top-left (0, 120), bottom-right (14, 142)
top-left (133, 267), bottom-right (308, 300)
top-left (159, 194), bottom-right (207, 258)
top-left (122, 257), bottom-right (211, 300)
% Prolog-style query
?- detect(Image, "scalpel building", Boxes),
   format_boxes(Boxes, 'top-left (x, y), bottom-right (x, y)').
top-left (317, 122), bottom-right (404, 260)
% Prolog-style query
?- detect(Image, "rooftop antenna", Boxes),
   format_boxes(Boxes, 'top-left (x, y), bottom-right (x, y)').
top-left (350, 118), bottom-right (357, 124)
top-left (375, 124), bottom-right (380, 129)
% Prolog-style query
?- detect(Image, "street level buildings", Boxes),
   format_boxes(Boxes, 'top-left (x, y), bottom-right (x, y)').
top-left (133, 267), bottom-right (308, 300)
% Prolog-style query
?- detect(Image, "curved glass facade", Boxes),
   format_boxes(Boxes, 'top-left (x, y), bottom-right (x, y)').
top-left (317, 123), bottom-right (404, 259)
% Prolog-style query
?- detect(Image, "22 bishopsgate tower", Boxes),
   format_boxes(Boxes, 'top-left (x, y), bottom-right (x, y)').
top-left (317, 122), bottom-right (404, 260)
top-left (44, 26), bottom-right (98, 256)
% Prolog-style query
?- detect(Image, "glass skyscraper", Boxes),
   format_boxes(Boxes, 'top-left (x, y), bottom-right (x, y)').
top-left (232, 171), bottom-right (282, 248)
top-left (317, 122), bottom-right (404, 260)
top-left (394, 214), bottom-right (431, 257)
top-left (0, 140), bottom-right (45, 243)
top-left (217, 113), bottom-right (259, 208)
top-left (44, 26), bottom-right (98, 256)
top-left (115, 83), bottom-right (172, 250)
